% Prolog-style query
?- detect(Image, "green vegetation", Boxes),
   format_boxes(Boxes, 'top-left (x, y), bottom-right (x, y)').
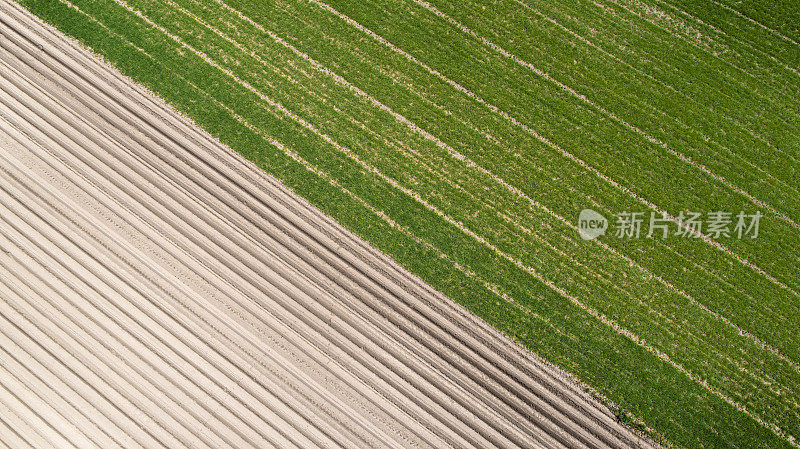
top-left (18, 0), bottom-right (800, 446)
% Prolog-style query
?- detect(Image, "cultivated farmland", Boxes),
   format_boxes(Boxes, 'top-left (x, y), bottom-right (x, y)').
top-left (7, 0), bottom-right (800, 447)
top-left (0, 5), bottom-right (655, 448)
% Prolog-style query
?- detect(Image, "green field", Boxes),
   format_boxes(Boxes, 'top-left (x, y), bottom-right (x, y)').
top-left (16, 0), bottom-right (799, 447)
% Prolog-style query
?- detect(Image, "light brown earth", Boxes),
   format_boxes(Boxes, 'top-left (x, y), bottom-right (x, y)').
top-left (0, 4), bottom-right (657, 448)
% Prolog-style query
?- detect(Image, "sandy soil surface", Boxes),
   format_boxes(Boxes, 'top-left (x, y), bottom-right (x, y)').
top-left (0, 3), bottom-right (656, 448)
